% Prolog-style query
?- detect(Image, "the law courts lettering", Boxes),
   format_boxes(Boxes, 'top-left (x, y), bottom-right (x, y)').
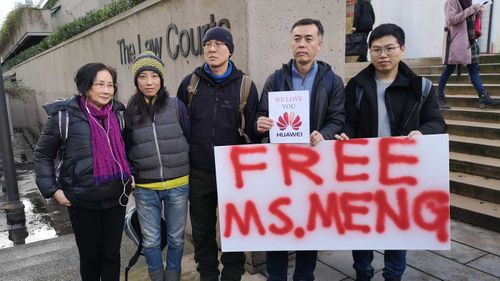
top-left (117, 14), bottom-right (230, 64)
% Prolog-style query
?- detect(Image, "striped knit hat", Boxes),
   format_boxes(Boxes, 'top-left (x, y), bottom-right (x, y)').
top-left (131, 51), bottom-right (166, 82)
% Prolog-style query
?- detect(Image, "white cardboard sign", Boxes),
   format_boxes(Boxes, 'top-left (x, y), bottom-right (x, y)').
top-left (214, 135), bottom-right (450, 252)
top-left (268, 91), bottom-right (310, 143)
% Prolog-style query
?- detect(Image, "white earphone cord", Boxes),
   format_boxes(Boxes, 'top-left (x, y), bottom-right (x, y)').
top-left (85, 99), bottom-right (130, 207)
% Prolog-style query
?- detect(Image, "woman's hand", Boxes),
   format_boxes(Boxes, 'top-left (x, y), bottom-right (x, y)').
top-left (52, 190), bottom-right (71, 207)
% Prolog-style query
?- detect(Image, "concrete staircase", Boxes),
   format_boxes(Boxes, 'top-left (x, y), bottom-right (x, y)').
top-left (345, 54), bottom-right (500, 233)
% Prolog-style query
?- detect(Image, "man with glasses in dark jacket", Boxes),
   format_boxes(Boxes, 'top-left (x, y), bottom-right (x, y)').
top-left (256, 18), bottom-right (345, 281)
top-left (336, 23), bottom-right (446, 281)
top-left (177, 26), bottom-right (260, 281)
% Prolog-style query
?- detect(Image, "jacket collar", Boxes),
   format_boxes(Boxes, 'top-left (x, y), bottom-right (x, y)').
top-left (195, 61), bottom-right (244, 87)
top-left (43, 95), bottom-right (125, 119)
top-left (353, 61), bottom-right (420, 96)
top-left (282, 59), bottom-right (333, 90)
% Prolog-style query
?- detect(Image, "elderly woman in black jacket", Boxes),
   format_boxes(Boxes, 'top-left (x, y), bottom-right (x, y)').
top-left (34, 63), bottom-right (131, 281)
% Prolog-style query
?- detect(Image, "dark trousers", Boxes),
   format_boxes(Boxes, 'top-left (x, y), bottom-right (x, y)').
top-left (266, 251), bottom-right (318, 281)
top-left (190, 168), bottom-right (246, 281)
top-left (68, 205), bottom-right (125, 281)
top-left (354, 32), bottom-right (369, 62)
top-left (352, 250), bottom-right (407, 281)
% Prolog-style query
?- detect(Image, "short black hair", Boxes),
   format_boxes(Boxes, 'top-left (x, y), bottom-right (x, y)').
top-left (291, 18), bottom-right (324, 38)
top-left (368, 23), bottom-right (405, 48)
top-left (74, 63), bottom-right (118, 97)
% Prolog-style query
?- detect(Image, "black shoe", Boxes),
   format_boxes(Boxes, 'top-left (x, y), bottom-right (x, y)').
top-left (479, 93), bottom-right (500, 109)
top-left (438, 97), bottom-right (451, 109)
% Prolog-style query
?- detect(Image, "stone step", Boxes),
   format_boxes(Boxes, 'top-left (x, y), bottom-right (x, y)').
top-left (446, 120), bottom-right (500, 140)
top-left (438, 83), bottom-right (500, 96)
top-left (442, 107), bottom-right (500, 123)
top-left (450, 193), bottom-right (500, 233)
top-left (450, 152), bottom-right (500, 180)
top-left (450, 172), bottom-right (500, 204)
top-left (426, 73), bottom-right (500, 84)
top-left (449, 135), bottom-right (500, 159)
top-left (413, 63), bottom-right (500, 75)
top-left (444, 94), bottom-right (500, 108)
top-left (479, 54), bottom-right (500, 64)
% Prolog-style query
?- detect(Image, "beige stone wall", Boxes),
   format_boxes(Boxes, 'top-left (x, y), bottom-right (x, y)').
top-left (246, 0), bottom-right (346, 92)
top-left (0, 8), bottom-right (52, 59)
top-left (5, 0), bottom-right (345, 125)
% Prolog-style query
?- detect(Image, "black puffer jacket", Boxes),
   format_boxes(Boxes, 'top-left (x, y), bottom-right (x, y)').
top-left (353, 0), bottom-right (375, 33)
top-left (257, 60), bottom-right (345, 140)
top-left (177, 63), bottom-right (259, 171)
top-left (343, 62), bottom-right (447, 138)
top-left (34, 95), bottom-right (128, 210)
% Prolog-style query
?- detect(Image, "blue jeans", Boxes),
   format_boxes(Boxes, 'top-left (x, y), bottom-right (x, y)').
top-left (438, 63), bottom-right (485, 99)
top-left (266, 251), bottom-right (317, 281)
top-left (135, 185), bottom-right (189, 273)
top-left (352, 250), bottom-right (406, 280)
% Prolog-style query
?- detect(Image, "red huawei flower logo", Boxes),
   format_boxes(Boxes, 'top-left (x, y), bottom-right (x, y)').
top-left (277, 112), bottom-right (302, 131)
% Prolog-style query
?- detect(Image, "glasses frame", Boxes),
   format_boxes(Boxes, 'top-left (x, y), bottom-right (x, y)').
top-left (92, 82), bottom-right (116, 90)
top-left (370, 45), bottom-right (402, 57)
top-left (202, 41), bottom-right (227, 50)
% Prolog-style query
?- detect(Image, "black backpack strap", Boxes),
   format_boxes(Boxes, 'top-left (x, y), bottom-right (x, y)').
top-left (55, 110), bottom-right (69, 182)
top-left (116, 110), bottom-right (125, 131)
top-left (124, 245), bottom-right (143, 281)
top-left (273, 69), bottom-right (283, 91)
top-left (420, 77), bottom-right (432, 111)
top-left (58, 110), bottom-right (69, 142)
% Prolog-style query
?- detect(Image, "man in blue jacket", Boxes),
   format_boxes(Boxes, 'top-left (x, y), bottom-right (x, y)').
top-left (255, 18), bottom-right (345, 281)
top-left (336, 23), bottom-right (446, 281)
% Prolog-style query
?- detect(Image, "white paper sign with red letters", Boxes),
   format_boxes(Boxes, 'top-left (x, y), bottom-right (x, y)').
top-left (214, 134), bottom-right (450, 252)
top-left (268, 91), bottom-right (310, 143)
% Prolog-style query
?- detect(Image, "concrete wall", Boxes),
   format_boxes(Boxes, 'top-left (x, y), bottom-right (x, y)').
top-left (51, 0), bottom-right (115, 28)
top-left (371, 0), bottom-right (446, 59)
top-left (6, 93), bottom-right (39, 133)
top-left (4, 0), bottom-right (346, 126)
top-left (371, 0), bottom-right (499, 58)
top-left (0, 8), bottom-right (52, 59)
top-left (489, 2), bottom-right (500, 53)
top-left (247, 0), bottom-right (345, 92)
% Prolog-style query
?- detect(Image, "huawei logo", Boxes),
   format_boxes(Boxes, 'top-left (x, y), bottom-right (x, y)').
top-left (277, 112), bottom-right (302, 131)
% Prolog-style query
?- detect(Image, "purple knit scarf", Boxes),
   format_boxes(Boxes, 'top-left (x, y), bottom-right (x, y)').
top-left (79, 96), bottom-right (131, 185)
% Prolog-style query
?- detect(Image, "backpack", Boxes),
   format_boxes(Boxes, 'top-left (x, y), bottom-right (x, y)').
top-left (187, 73), bottom-right (252, 143)
top-left (123, 206), bottom-right (167, 281)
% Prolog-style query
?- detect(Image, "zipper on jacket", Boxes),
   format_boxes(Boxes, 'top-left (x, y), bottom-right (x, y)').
top-left (151, 116), bottom-right (166, 188)
top-left (212, 87), bottom-right (218, 142)
top-left (401, 102), bottom-right (419, 135)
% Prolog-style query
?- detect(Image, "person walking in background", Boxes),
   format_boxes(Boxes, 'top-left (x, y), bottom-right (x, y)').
top-left (34, 63), bottom-right (131, 281)
top-left (256, 18), bottom-right (345, 281)
top-left (336, 23), bottom-right (446, 281)
top-left (352, 0), bottom-right (375, 62)
top-left (177, 27), bottom-right (260, 281)
top-left (438, 0), bottom-right (500, 109)
top-left (125, 51), bottom-right (190, 281)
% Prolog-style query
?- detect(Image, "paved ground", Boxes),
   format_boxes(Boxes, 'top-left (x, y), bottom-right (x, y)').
top-left (1, 213), bottom-right (499, 281)
top-left (1, 132), bottom-right (499, 280)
